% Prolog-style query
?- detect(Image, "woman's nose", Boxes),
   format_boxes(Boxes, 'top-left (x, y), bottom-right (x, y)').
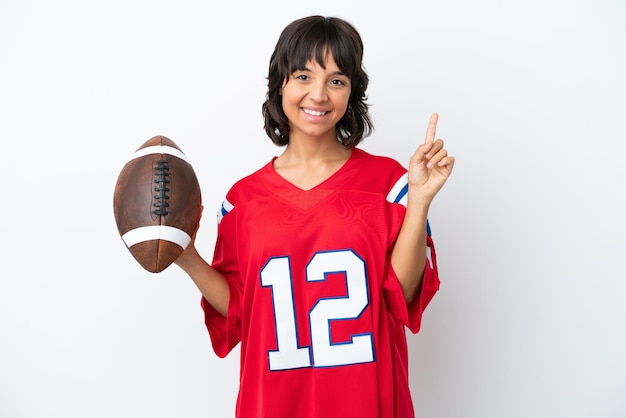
top-left (308, 80), bottom-right (329, 102)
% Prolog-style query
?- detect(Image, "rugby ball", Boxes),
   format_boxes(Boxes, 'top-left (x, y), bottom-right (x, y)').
top-left (113, 135), bottom-right (202, 273)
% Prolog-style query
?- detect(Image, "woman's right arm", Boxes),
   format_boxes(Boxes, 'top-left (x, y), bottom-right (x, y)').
top-left (174, 244), bottom-right (230, 317)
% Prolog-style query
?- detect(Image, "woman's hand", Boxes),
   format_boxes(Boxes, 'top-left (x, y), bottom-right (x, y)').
top-left (408, 113), bottom-right (455, 203)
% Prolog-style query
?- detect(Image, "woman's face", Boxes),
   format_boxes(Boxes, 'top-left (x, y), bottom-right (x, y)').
top-left (281, 52), bottom-right (351, 142)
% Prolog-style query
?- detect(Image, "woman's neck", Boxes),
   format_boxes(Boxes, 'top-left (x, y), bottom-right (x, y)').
top-left (273, 140), bottom-right (352, 190)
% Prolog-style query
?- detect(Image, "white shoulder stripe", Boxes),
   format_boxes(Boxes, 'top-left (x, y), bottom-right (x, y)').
top-left (386, 173), bottom-right (408, 207)
top-left (217, 198), bottom-right (234, 224)
top-left (131, 145), bottom-right (190, 164)
top-left (122, 225), bottom-right (192, 249)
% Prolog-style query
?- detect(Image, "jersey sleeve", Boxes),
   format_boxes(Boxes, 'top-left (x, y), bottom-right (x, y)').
top-left (383, 169), bottom-right (440, 334)
top-left (383, 231), bottom-right (440, 334)
top-left (201, 197), bottom-right (243, 358)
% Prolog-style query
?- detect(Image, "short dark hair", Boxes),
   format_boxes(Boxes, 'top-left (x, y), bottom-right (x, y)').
top-left (262, 15), bottom-right (373, 147)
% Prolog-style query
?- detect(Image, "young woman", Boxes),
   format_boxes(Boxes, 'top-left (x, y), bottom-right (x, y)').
top-left (175, 15), bottom-right (454, 418)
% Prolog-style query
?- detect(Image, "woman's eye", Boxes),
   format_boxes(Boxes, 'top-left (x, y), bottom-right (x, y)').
top-left (295, 74), bottom-right (309, 81)
top-left (331, 79), bottom-right (348, 86)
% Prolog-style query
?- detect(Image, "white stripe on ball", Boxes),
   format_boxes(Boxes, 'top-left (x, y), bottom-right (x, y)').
top-left (122, 225), bottom-right (192, 249)
top-left (130, 145), bottom-right (190, 164)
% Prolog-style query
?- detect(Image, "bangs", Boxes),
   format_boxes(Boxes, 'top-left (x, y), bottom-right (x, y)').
top-left (281, 17), bottom-right (362, 78)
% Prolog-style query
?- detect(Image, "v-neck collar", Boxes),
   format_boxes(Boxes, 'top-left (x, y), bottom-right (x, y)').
top-left (259, 149), bottom-right (363, 211)
top-left (266, 148), bottom-right (358, 192)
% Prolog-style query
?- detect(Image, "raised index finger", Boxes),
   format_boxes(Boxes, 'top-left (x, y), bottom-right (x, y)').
top-left (425, 113), bottom-right (439, 145)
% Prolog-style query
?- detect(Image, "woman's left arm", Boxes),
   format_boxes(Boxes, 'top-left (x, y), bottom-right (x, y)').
top-left (392, 113), bottom-right (455, 304)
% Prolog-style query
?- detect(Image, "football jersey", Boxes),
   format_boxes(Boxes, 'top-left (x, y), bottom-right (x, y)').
top-left (202, 148), bottom-right (440, 418)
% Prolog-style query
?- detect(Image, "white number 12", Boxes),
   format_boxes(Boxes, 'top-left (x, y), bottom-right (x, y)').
top-left (260, 250), bottom-right (374, 371)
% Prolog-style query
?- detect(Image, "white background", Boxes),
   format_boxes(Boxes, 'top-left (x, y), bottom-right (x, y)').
top-left (1, 0), bottom-right (625, 417)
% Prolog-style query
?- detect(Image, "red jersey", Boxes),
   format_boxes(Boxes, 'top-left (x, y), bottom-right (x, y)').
top-left (202, 148), bottom-right (439, 418)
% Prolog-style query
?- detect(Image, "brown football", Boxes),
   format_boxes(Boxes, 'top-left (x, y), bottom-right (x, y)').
top-left (113, 135), bottom-right (202, 273)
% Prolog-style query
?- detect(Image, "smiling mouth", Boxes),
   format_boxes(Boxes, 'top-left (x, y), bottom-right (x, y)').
top-left (302, 108), bottom-right (328, 116)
